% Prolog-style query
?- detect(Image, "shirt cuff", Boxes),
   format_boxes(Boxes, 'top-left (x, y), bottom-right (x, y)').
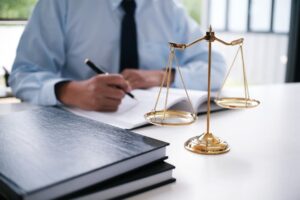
top-left (40, 78), bottom-right (71, 106)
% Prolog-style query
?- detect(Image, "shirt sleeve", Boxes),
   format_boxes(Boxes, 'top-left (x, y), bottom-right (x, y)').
top-left (9, 0), bottom-right (69, 105)
top-left (171, 1), bottom-right (226, 91)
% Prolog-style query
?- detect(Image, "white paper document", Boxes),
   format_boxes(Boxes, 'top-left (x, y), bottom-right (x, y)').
top-left (64, 87), bottom-right (219, 129)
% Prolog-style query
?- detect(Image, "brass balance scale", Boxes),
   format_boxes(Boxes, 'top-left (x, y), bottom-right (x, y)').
top-left (144, 26), bottom-right (260, 155)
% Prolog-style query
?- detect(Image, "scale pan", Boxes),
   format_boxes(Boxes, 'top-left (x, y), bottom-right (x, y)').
top-left (214, 97), bottom-right (260, 109)
top-left (144, 110), bottom-right (197, 126)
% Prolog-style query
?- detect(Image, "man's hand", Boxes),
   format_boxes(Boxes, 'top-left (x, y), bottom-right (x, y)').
top-left (55, 74), bottom-right (131, 111)
top-left (121, 69), bottom-right (174, 89)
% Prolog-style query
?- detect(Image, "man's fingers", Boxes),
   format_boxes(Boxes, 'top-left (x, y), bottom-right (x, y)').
top-left (97, 86), bottom-right (125, 100)
top-left (121, 69), bottom-right (136, 79)
top-left (101, 97), bottom-right (122, 107)
top-left (130, 80), bottom-right (146, 89)
top-left (121, 69), bottom-right (142, 85)
top-left (125, 75), bottom-right (140, 84)
top-left (96, 74), bottom-right (130, 92)
top-left (96, 105), bottom-right (119, 112)
top-left (93, 97), bottom-right (122, 111)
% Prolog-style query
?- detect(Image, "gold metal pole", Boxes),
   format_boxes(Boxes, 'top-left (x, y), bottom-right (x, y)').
top-left (206, 27), bottom-right (212, 135)
top-left (184, 26), bottom-right (230, 155)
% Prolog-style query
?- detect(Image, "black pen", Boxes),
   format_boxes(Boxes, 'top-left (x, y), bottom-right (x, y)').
top-left (84, 59), bottom-right (135, 99)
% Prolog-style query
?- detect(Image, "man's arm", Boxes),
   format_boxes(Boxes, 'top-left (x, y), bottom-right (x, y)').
top-left (9, 0), bottom-right (131, 111)
top-left (9, 0), bottom-right (68, 105)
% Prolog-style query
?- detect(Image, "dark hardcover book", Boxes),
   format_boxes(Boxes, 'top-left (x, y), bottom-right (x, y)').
top-left (0, 107), bottom-right (169, 200)
top-left (56, 161), bottom-right (176, 200)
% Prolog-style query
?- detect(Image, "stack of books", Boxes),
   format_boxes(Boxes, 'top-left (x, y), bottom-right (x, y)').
top-left (0, 107), bottom-right (175, 200)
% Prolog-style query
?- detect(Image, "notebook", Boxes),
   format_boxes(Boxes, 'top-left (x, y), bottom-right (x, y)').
top-left (57, 161), bottom-right (175, 200)
top-left (0, 107), bottom-right (169, 200)
top-left (64, 87), bottom-right (223, 129)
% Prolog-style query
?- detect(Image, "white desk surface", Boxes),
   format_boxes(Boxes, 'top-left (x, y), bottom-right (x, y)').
top-left (130, 83), bottom-right (300, 200)
top-left (0, 83), bottom-right (299, 200)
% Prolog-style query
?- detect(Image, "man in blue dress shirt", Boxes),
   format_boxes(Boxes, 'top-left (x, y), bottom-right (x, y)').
top-left (9, 0), bottom-right (226, 111)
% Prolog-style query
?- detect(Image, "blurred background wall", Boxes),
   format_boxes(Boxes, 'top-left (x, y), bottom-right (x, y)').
top-left (0, 0), bottom-right (291, 86)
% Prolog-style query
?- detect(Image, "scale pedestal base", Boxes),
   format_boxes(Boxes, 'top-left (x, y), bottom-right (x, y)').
top-left (184, 133), bottom-right (230, 155)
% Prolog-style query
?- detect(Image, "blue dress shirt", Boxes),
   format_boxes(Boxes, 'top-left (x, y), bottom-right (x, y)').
top-left (10, 0), bottom-right (226, 106)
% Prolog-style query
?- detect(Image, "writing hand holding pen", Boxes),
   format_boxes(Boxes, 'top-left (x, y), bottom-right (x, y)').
top-left (55, 61), bottom-right (133, 111)
top-left (85, 59), bottom-right (135, 99)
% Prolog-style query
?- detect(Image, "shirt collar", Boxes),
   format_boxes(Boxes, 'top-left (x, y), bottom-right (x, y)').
top-left (110, 0), bottom-right (146, 12)
top-left (110, 0), bottom-right (122, 11)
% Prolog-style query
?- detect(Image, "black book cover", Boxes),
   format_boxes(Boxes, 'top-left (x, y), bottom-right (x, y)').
top-left (57, 161), bottom-right (176, 200)
top-left (0, 107), bottom-right (169, 200)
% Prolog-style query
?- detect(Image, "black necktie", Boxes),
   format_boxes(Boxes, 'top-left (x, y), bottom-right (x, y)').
top-left (119, 0), bottom-right (139, 72)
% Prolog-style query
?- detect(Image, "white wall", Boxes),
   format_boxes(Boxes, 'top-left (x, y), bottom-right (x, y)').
top-left (214, 32), bottom-right (288, 85)
top-left (0, 26), bottom-right (24, 75)
top-left (198, 0), bottom-right (289, 85)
